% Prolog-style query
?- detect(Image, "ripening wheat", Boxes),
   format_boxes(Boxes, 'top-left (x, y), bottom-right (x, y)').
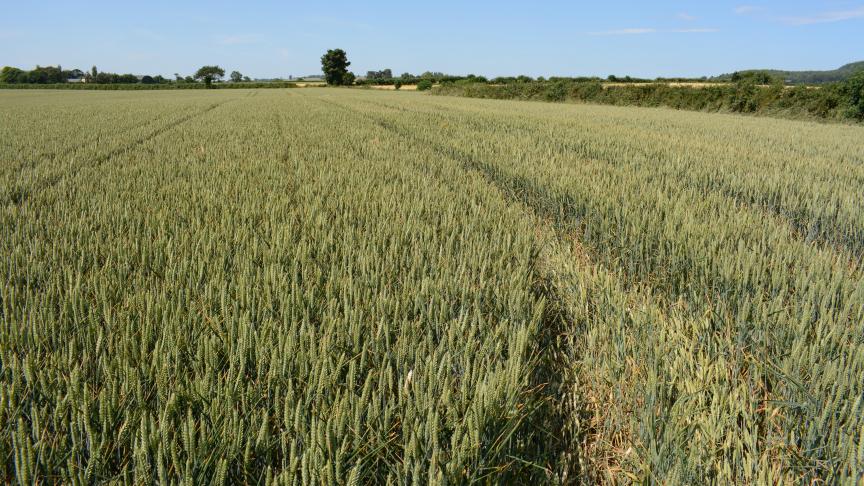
top-left (0, 87), bottom-right (862, 484)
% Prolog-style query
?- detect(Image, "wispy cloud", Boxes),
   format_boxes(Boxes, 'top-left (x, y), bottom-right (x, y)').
top-left (782, 6), bottom-right (864, 25)
top-left (734, 5), bottom-right (764, 15)
top-left (217, 34), bottom-right (263, 46)
top-left (676, 12), bottom-right (697, 21)
top-left (589, 27), bottom-right (718, 36)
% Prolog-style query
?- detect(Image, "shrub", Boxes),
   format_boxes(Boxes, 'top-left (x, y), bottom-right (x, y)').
top-left (417, 80), bottom-right (433, 91)
top-left (544, 81), bottom-right (568, 102)
top-left (841, 71), bottom-right (864, 120)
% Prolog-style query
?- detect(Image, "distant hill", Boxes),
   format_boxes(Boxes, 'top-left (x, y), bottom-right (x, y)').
top-left (714, 61), bottom-right (864, 85)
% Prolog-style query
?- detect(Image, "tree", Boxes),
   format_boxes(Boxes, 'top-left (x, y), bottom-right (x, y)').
top-left (320, 49), bottom-right (350, 85)
top-left (63, 69), bottom-right (84, 80)
top-left (118, 73), bottom-right (139, 84)
top-left (141, 75), bottom-right (155, 84)
top-left (343, 72), bottom-right (356, 86)
top-left (417, 79), bottom-right (433, 91)
top-left (841, 71), bottom-right (864, 120)
top-left (242, 76), bottom-right (251, 82)
top-left (194, 65), bottom-right (225, 87)
top-left (0, 66), bottom-right (26, 84)
top-left (230, 70), bottom-right (243, 82)
top-left (23, 65), bottom-right (64, 84)
top-left (367, 69), bottom-right (394, 81)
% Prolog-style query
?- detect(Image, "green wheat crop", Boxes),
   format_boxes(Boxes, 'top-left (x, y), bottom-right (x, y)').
top-left (1, 88), bottom-right (862, 484)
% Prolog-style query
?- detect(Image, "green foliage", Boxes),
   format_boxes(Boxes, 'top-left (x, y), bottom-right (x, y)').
top-left (194, 66), bottom-right (226, 87)
top-left (717, 61), bottom-right (864, 85)
top-left (366, 69), bottom-right (392, 80)
top-left (729, 70), bottom-right (779, 84)
top-left (0, 82), bottom-right (299, 90)
top-left (434, 79), bottom-right (861, 122)
top-left (343, 71), bottom-right (356, 86)
top-left (0, 65), bottom-right (171, 85)
top-left (544, 80), bottom-right (568, 102)
top-left (416, 79), bottom-right (433, 91)
top-left (0, 66), bottom-right (26, 83)
top-left (0, 65), bottom-right (68, 84)
top-left (841, 70), bottom-right (864, 120)
top-left (230, 71), bottom-right (243, 83)
top-left (320, 49), bottom-right (351, 85)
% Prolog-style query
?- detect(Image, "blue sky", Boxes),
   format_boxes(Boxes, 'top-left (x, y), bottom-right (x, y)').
top-left (1, 0), bottom-right (862, 78)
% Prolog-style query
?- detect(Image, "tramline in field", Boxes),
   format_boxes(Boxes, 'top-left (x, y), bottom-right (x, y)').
top-left (1, 88), bottom-right (862, 483)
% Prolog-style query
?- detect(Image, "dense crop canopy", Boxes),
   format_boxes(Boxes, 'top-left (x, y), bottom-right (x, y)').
top-left (1, 88), bottom-right (862, 483)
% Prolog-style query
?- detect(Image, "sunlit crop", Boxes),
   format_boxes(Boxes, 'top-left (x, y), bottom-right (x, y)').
top-left (1, 88), bottom-right (861, 483)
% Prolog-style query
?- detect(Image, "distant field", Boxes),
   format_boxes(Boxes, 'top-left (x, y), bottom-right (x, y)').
top-left (1, 88), bottom-right (862, 483)
top-left (366, 84), bottom-right (419, 90)
top-left (603, 81), bottom-right (730, 88)
top-left (603, 81), bottom-right (818, 89)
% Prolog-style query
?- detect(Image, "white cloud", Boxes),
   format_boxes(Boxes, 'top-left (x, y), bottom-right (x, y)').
top-left (782, 6), bottom-right (864, 25)
top-left (589, 27), bottom-right (718, 36)
top-left (217, 34), bottom-right (263, 46)
top-left (677, 12), bottom-right (697, 21)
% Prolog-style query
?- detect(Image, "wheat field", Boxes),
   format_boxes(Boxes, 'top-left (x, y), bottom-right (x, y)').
top-left (1, 88), bottom-right (862, 484)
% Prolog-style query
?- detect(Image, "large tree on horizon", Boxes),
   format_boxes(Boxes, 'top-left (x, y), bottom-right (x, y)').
top-left (321, 49), bottom-right (351, 85)
top-left (194, 66), bottom-right (225, 87)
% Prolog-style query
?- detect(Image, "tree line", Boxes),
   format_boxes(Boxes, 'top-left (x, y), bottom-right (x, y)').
top-left (0, 65), bottom-right (251, 86)
top-left (434, 71), bottom-right (864, 122)
top-left (320, 49), bottom-right (477, 91)
top-left (318, 49), bottom-right (727, 90)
